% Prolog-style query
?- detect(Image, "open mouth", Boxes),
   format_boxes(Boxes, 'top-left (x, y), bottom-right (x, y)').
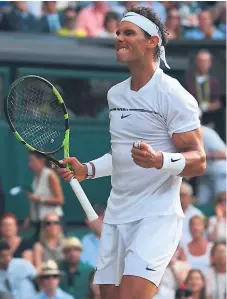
top-left (117, 47), bottom-right (129, 53)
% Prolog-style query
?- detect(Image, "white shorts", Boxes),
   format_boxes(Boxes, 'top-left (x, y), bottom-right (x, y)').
top-left (93, 214), bottom-right (183, 287)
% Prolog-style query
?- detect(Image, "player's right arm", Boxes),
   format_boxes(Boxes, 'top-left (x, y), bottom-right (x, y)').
top-left (55, 151), bottom-right (112, 182)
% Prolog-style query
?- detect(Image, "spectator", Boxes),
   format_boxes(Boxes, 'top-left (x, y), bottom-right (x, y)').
top-left (185, 269), bottom-right (207, 299)
top-left (165, 8), bottom-right (182, 40)
top-left (197, 125), bottom-right (226, 204)
top-left (185, 50), bottom-right (222, 132)
top-left (185, 10), bottom-right (225, 40)
top-left (180, 182), bottom-right (204, 246)
top-left (86, 271), bottom-right (100, 299)
top-left (38, 1), bottom-right (63, 34)
top-left (211, 1), bottom-right (226, 33)
top-left (57, 7), bottom-right (87, 37)
top-left (81, 205), bottom-right (105, 268)
top-left (182, 216), bottom-right (213, 275)
top-left (33, 213), bottom-right (65, 271)
top-left (178, 1), bottom-right (203, 28)
top-left (99, 11), bottom-right (119, 38)
top-left (206, 242), bottom-right (226, 299)
top-left (207, 196), bottom-right (226, 243)
top-left (35, 260), bottom-right (73, 299)
top-left (155, 249), bottom-right (191, 299)
top-left (24, 151), bottom-right (64, 241)
top-left (0, 213), bottom-right (32, 262)
top-left (0, 1), bottom-right (37, 32)
top-left (76, 1), bottom-right (109, 37)
top-left (0, 240), bottom-right (37, 299)
top-left (58, 237), bottom-right (94, 299)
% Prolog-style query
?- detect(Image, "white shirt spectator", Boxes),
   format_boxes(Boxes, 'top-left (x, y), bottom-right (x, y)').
top-left (183, 242), bottom-right (213, 275)
top-left (206, 268), bottom-right (226, 299)
top-left (0, 258), bottom-right (37, 299)
top-left (208, 216), bottom-right (226, 242)
top-left (180, 204), bottom-right (203, 246)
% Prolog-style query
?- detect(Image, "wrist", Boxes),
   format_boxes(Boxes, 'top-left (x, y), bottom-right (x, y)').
top-left (155, 152), bottom-right (164, 169)
top-left (83, 162), bottom-right (94, 179)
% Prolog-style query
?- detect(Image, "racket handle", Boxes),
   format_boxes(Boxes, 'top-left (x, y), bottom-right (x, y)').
top-left (69, 178), bottom-right (98, 222)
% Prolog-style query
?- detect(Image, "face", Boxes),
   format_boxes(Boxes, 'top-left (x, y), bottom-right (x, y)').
top-left (15, 1), bottom-right (26, 11)
top-left (43, 214), bottom-right (61, 237)
top-left (0, 217), bottom-right (18, 238)
top-left (115, 21), bottom-right (156, 64)
top-left (167, 9), bottom-right (180, 28)
top-left (180, 184), bottom-right (192, 210)
top-left (41, 275), bottom-right (60, 291)
top-left (212, 244), bottom-right (226, 267)
top-left (190, 218), bottom-right (205, 238)
top-left (199, 11), bottom-right (212, 30)
top-left (196, 52), bottom-right (211, 74)
top-left (0, 250), bottom-right (11, 270)
top-left (46, 1), bottom-right (57, 14)
top-left (187, 271), bottom-right (204, 293)
top-left (64, 248), bottom-right (81, 264)
top-left (28, 154), bottom-right (45, 173)
top-left (106, 18), bottom-right (119, 34)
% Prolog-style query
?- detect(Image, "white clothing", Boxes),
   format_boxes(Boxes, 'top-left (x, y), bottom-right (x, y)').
top-left (94, 214), bottom-right (184, 287)
top-left (180, 204), bottom-right (204, 246)
top-left (208, 216), bottom-right (226, 242)
top-left (206, 268), bottom-right (226, 299)
top-left (154, 261), bottom-right (191, 299)
top-left (183, 242), bottom-right (213, 275)
top-left (105, 68), bottom-right (200, 224)
top-left (31, 167), bottom-right (63, 221)
top-left (198, 126), bottom-right (226, 203)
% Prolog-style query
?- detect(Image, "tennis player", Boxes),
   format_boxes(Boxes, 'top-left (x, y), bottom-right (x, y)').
top-left (56, 6), bottom-right (206, 299)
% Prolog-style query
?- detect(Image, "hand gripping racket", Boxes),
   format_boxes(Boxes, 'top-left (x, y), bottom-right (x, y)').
top-left (4, 75), bottom-right (98, 222)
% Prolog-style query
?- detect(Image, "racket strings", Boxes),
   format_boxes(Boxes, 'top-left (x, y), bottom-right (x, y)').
top-left (7, 80), bottom-right (65, 153)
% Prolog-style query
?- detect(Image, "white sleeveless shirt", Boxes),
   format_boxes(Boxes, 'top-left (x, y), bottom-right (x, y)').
top-left (183, 242), bottom-right (213, 275)
top-left (30, 167), bottom-right (63, 221)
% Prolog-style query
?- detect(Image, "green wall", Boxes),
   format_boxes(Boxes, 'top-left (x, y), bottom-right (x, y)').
top-left (1, 120), bottom-right (111, 222)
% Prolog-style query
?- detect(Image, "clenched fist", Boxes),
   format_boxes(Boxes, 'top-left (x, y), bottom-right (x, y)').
top-left (131, 141), bottom-right (163, 169)
top-left (53, 157), bottom-right (87, 182)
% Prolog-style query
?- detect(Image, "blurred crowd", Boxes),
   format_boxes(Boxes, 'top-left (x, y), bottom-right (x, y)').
top-left (0, 1), bottom-right (226, 39)
top-left (0, 185), bottom-right (225, 299)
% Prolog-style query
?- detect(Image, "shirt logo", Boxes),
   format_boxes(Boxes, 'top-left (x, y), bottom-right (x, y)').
top-left (171, 158), bottom-right (181, 162)
top-left (121, 114), bottom-right (131, 119)
top-left (146, 266), bottom-right (156, 271)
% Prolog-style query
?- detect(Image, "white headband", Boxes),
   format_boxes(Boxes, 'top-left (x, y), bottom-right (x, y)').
top-left (121, 12), bottom-right (170, 69)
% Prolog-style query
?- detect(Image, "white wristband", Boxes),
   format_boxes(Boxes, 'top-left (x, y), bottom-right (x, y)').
top-left (90, 153), bottom-right (112, 179)
top-left (160, 152), bottom-right (186, 176)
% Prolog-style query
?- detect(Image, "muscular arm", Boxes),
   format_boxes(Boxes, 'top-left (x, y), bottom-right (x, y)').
top-left (172, 128), bottom-right (206, 177)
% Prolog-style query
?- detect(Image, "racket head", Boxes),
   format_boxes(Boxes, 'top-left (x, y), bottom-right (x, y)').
top-left (4, 75), bottom-right (70, 163)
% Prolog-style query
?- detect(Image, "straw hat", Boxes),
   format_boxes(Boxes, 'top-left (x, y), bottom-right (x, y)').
top-left (63, 237), bottom-right (83, 251)
top-left (37, 260), bottom-right (62, 277)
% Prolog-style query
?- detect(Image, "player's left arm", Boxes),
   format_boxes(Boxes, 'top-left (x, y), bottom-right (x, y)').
top-left (171, 128), bottom-right (206, 177)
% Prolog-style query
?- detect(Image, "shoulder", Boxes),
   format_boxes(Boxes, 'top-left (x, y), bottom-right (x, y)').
top-left (57, 288), bottom-right (74, 299)
top-left (108, 78), bottom-right (130, 97)
top-left (190, 205), bottom-right (203, 215)
top-left (78, 260), bottom-right (94, 272)
top-left (11, 258), bottom-right (36, 272)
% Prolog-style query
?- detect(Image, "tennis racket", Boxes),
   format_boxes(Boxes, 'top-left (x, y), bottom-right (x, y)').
top-left (4, 75), bottom-right (98, 222)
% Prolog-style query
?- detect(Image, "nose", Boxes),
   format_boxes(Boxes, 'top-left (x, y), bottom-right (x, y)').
top-left (116, 32), bottom-right (124, 43)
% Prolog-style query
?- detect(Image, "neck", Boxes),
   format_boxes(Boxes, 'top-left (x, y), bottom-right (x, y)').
top-left (69, 261), bottom-right (78, 271)
top-left (128, 59), bottom-right (157, 91)
top-left (196, 70), bottom-right (208, 76)
top-left (4, 235), bottom-right (19, 244)
top-left (193, 292), bottom-right (200, 299)
top-left (214, 264), bottom-right (226, 273)
top-left (182, 204), bottom-right (189, 212)
top-left (45, 288), bottom-right (56, 297)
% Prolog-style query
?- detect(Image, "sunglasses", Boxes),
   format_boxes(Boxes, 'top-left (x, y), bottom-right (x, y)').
top-left (41, 274), bottom-right (60, 280)
top-left (43, 221), bottom-right (60, 226)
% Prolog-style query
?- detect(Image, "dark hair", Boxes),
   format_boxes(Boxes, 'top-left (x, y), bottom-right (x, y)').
top-left (0, 240), bottom-right (10, 251)
top-left (104, 11), bottom-right (119, 29)
top-left (185, 269), bottom-right (206, 299)
top-left (125, 5), bottom-right (168, 61)
top-left (0, 213), bottom-right (18, 228)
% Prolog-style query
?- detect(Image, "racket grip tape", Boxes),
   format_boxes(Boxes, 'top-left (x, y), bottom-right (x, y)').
top-left (69, 178), bottom-right (98, 222)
